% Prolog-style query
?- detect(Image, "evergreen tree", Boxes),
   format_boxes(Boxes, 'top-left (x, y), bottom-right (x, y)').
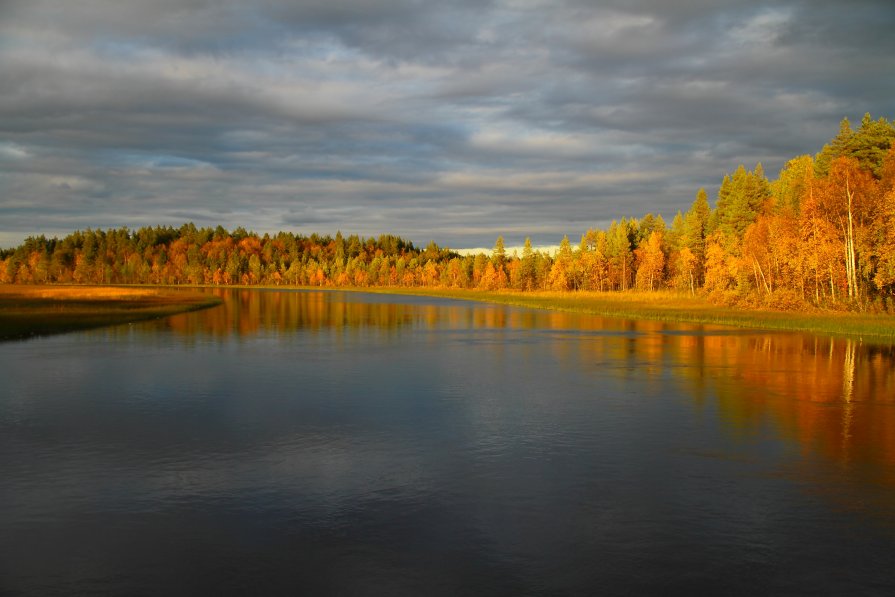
top-left (519, 237), bottom-right (536, 290)
top-left (683, 188), bottom-right (711, 285)
top-left (714, 165), bottom-right (771, 243)
top-left (667, 211), bottom-right (685, 254)
top-left (816, 114), bottom-right (895, 178)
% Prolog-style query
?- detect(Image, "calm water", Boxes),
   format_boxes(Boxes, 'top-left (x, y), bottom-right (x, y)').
top-left (2, 289), bottom-right (895, 596)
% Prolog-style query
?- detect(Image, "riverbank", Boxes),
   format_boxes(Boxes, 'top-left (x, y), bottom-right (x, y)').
top-left (4, 283), bottom-right (892, 342)
top-left (362, 287), bottom-right (895, 341)
top-left (0, 285), bottom-right (222, 341)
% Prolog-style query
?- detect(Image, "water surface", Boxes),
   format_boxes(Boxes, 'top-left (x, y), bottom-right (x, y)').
top-left (2, 289), bottom-right (894, 595)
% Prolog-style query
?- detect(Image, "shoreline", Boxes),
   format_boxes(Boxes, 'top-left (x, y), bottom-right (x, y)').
top-left (358, 287), bottom-right (895, 342)
top-left (200, 284), bottom-right (895, 341)
top-left (0, 285), bottom-right (222, 341)
top-left (3, 283), bottom-right (894, 342)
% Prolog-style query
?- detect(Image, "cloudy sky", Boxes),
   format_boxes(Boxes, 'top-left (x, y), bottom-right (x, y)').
top-left (1, 0), bottom-right (893, 249)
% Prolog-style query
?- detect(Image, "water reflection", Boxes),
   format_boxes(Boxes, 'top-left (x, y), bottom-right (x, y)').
top-left (161, 291), bottom-right (893, 390)
top-left (159, 289), bottom-right (895, 492)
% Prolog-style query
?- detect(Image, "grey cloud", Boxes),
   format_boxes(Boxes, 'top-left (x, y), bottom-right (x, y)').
top-left (1, 0), bottom-right (893, 248)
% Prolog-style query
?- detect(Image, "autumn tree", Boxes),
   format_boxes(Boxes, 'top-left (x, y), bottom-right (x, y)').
top-left (682, 188), bottom-right (711, 285)
top-left (675, 247), bottom-right (697, 295)
top-left (872, 186), bottom-right (895, 295)
top-left (634, 230), bottom-right (665, 291)
top-left (704, 232), bottom-right (733, 295)
top-left (3, 115), bottom-right (894, 310)
top-left (819, 157), bottom-right (879, 304)
top-left (547, 236), bottom-right (573, 291)
top-left (606, 219), bottom-right (634, 290)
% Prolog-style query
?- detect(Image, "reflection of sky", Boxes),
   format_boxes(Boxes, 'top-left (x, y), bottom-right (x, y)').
top-left (2, 290), bottom-right (895, 593)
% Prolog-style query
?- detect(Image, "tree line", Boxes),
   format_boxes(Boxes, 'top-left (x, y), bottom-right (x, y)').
top-left (2, 114), bottom-right (894, 311)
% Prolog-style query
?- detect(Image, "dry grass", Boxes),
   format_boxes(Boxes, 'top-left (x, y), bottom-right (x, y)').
top-left (0, 286), bottom-right (185, 301)
top-left (0, 285), bottom-right (221, 341)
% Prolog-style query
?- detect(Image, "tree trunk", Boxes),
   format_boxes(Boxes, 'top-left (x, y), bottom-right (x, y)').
top-left (845, 175), bottom-right (859, 302)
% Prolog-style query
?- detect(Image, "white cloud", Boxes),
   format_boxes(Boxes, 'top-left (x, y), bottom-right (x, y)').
top-left (469, 127), bottom-right (596, 157)
top-left (0, 143), bottom-right (30, 160)
top-left (437, 169), bottom-right (662, 192)
top-left (729, 8), bottom-right (792, 48)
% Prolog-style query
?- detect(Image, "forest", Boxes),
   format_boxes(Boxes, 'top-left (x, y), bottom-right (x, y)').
top-left (2, 114), bottom-right (894, 312)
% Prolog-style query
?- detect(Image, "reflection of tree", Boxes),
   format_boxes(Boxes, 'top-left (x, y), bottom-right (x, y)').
top-left (666, 332), bottom-right (895, 494)
top-left (843, 339), bottom-right (856, 403)
top-left (533, 312), bottom-right (895, 494)
top-left (165, 290), bottom-right (421, 338)
top-left (159, 290), bottom-right (895, 495)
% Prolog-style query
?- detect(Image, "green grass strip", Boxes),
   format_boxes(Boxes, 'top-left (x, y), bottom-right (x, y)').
top-left (361, 287), bottom-right (895, 342)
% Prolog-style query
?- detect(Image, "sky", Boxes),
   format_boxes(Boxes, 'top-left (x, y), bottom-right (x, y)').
top-left (1, 0), bottom-right (894, 250)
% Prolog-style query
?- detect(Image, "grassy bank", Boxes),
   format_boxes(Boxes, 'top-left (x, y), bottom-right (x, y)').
top-left (7, 283), bottom-right (890, 342)
top-left (362, 287), bottom-right (895, 341)
top-left (0, 285), bottom-right (222, 341)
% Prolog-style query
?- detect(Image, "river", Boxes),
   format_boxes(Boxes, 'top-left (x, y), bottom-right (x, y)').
top-left (2, 289), bottom-right (894, 595)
